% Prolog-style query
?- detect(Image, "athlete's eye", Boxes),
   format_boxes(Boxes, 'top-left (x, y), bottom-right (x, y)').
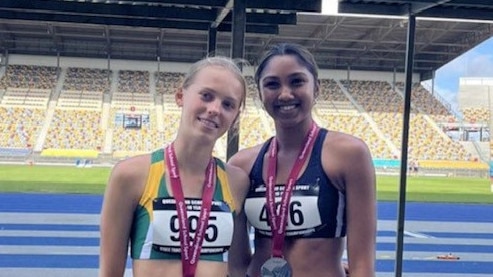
top-left (200, 92), bottom-right (213, 101)
top-left (291, 78), bottom-right (306, 87)
top-left (222, 100), bottom-right (236, 110)
top-left (262, 80), bottom-right (280, 90)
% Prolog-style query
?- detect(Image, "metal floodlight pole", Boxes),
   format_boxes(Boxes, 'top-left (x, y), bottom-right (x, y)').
top-left (395, 11), bottom-right (416, 277)
top-left (227, 0), bottom-right (245, 161)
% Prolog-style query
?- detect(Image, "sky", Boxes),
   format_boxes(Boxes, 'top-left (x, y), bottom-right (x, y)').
top-left (430, 36), bottom-right (493, 110)
top-left (321, 0), bottom-right (493, 111)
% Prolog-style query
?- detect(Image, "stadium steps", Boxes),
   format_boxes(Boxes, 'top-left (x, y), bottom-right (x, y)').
top-left (149, 72), bottom-right (165, 131)
top-left (0, 65), bottom-right (5, 100)
top-left (0, 66), bottom-right (5, 101)
top-left (149, 70), bottom-right (156, 96)
top-left (101, 102), bottom-right (111, 130)
top-left (155, 100), bottom-right (164, 132)
top-left (34, 102), bottom-right (56, 152)
top-left (337, 79), bottom-right (399, 155)
top-left (52, 67), bottom-right (66, 101)
top-left (460, 141), bottom-right (490, 162)
top-left (421, 113), bottom-right (451, 141)
top-left (109, 71), bottom-right (119, 100)
top-left (362, 112), bottom-right (399, 155)
top-left (334, 79), bottom-right (366, 114)
top-left (103, 129), bottom-right (113, 154)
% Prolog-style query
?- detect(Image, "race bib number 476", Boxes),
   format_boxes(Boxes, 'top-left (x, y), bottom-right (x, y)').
top-left (244, 184), bottom-right (322, 235)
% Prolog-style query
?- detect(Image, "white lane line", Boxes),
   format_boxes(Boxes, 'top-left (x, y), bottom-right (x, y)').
top-left (404, 230), bottom-right (434, 238)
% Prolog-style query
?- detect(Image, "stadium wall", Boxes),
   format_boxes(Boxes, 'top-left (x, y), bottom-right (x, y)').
top-left (459, 77), bottom-right (493, 109)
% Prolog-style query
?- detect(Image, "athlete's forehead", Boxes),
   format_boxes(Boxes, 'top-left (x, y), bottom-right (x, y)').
top-left (189, 66), bottom-right (244, 102)
top-left (260, 55), bottom-right (313, 80)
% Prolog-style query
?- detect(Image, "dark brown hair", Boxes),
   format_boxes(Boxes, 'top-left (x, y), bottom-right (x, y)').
top-left (254, 43), bottom-right (319, 92)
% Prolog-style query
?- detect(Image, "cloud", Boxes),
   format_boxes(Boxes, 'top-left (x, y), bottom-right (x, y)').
top-left (429, 36), bottom-right (493, 110)
top-left (436, 37), bottom-right (493, 79)
top-left (464, 53), bottom-right (493, 77)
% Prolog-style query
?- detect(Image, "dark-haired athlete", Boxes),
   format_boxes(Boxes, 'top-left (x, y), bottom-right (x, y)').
top-left (228, 43), bottom-right (376, 277)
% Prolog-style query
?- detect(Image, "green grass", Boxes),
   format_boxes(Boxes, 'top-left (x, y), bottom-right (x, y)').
top-left (0, 164), bottom-right (110, 194)
top-left (0, 164), bottom-right (492, 204)
top-left (377, 175), bottom-right (493, 203)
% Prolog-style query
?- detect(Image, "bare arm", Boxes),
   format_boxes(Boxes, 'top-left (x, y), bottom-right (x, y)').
top-left (343, 138), bottom-right (376, 277)
top-left (99, 156), bottom-right (148, 277)
top-left (324, 134), bottom-right (376, 277)
top-left (228, 207), bottom-right (252, 277)
top-left (226, 163), bottom-right (252, 277)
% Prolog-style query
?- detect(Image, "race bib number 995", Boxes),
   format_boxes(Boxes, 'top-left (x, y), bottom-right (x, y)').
top-left (151, 197), bottom-right (233, 254)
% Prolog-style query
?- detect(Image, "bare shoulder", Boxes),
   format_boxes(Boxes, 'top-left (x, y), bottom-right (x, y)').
top-left (224, 162), bottom-right (249, 180)
top-left (324, 130), bottom-right (372, 160)
top-left (322, 130), bottom-right (374, 190)
top-left (101, 153), bottom-right (153, 226)
top-left (111, 154), bottom-right (150, 181)
top-left (227, 144), bottom-right (264, 173)
top-left (224, 163), bottom-right (250, 191)
top-left (107, 153), bottom-right (151, 197)
top-left (224, 162), bottom-right (250, 212)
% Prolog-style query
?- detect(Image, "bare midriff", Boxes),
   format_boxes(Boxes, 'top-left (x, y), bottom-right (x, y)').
top-left (132, 259), bottom-right (227, 277)
top-left (248, 237), bottom-right (346, 277)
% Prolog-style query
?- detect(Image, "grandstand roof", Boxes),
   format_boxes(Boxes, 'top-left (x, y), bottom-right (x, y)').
top-left (339, 0), bottom-right (493, 21)
top-left (0, 0), bottom-right (492, 79)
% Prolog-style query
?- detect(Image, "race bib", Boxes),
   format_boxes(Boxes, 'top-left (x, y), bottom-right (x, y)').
top-left (244, 184), bottom-right (322, 237)
top-left (152, 197), bottom-right (234, 254)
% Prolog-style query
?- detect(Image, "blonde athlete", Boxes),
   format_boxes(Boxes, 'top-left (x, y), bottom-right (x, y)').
top-left (100, 56), bottom-right (250, 277)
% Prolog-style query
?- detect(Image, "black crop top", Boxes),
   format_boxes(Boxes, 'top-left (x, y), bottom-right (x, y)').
top-left (243, 128), bottom-right (346, 239)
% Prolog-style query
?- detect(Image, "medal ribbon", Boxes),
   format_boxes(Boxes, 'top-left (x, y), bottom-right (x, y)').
top-left (165, 143), bottom-right (216, 277)
top-left (266, 122), bottom-right (319, 258)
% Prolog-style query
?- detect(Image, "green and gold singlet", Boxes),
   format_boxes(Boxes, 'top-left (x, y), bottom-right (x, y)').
top-left (129, 149), bottom-right (237, 262)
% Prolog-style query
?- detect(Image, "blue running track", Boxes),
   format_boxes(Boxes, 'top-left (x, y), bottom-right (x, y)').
top-left (0, 193), bottom-right (492, 277)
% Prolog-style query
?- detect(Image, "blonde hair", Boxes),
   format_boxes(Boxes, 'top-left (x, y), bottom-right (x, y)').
top-left (181, 56), bottom-right (247, 111)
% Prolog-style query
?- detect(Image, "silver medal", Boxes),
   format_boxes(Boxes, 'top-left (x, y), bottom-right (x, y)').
top-left (261, 257), bottom-right (292, 277)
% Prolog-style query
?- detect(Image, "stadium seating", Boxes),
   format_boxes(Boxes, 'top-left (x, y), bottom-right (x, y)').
top-left (0, 107), bottom-right (44, 148)
top-left (461, 107), bottom-right (490, 124)
top-left (44, 109), bottom-right (103, 151)
top-left (63, 67), bottom-right (110, 92)
top-left (1, 64), bottom-right (57, 90)
top-left (0, 63), bottom-right (488, 175)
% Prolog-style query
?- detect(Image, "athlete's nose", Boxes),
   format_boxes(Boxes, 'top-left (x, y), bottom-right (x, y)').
top-left (207, 99), bottom-right (221, 115)
top-left (278, 84), bottom-right (294, 100)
